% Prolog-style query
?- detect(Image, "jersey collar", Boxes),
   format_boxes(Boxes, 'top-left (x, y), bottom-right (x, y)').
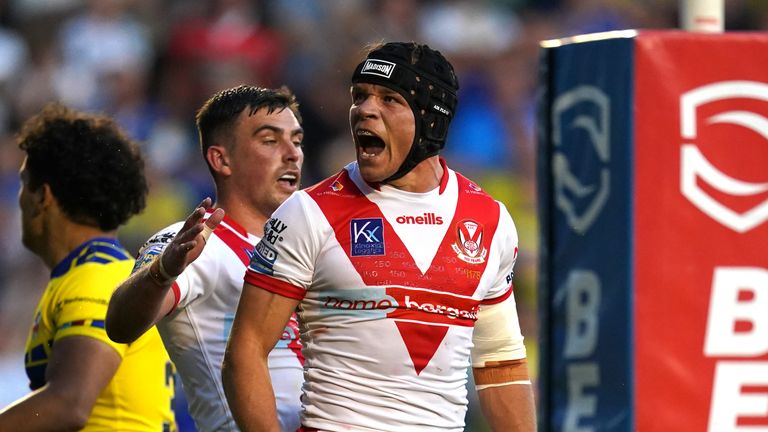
top-left (51, 237), bottom-right (123, 278)
top-left (205, 208), bottom-right (249, 237)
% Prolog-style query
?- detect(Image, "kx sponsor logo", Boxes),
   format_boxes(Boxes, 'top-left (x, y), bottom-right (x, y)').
top-left (350, 218), bottom-right (385, 256)
top-left (352, 219), bottom-right (382, 242)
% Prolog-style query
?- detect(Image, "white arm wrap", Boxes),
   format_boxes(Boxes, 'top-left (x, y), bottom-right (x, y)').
top-left (471, 292), bottom-right (527, 368)
top-left (201, 223), bottom-right (214, 242)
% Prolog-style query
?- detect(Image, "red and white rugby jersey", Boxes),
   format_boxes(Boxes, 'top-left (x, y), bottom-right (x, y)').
top-left (135, 214), bottom-right (304, 432)
top-left (245, 160), bottom-right (526, 432)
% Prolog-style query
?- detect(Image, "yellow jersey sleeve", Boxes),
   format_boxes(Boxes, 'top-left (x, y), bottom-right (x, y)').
top-left (28, 238), bottom-right (177, 430)
top-left (50, 259), bottom-right (134, 357)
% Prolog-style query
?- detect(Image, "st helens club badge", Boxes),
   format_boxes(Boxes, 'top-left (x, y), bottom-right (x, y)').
top-left (452, 219), bottom-right (487, 264)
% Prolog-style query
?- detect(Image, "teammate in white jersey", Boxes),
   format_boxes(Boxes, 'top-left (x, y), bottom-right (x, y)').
top-left (223, 43), bottom-right (536, 431)
top-left (106, 86), bottom-right (305, 432)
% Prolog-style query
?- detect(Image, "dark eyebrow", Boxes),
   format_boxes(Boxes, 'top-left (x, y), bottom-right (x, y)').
top-left (380, 87), bottom-right (399, 96)
top-left (254, 125), bottom-right (282, 134)
top-left (254, 125), bottom-right (304, 137)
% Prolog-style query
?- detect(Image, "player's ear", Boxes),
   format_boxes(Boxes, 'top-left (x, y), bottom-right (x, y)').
top-left (40, 183), bottom-right (54, 207)
top-left (28, 183), bottom-right (56, 218)
top-left (207, 145), bottom-right (232, 176)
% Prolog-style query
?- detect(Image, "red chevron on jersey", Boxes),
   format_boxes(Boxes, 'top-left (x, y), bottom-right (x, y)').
top-left (307, 169), bottom-right (500, 298)
top-left (396, 321), bottom-right (449, 375)
top-left (206, 213), bottom-right (253, 265)
top-left (385, 287), bottom-right (480, 375)
top-left (307, 168), bottom-right (500, 375)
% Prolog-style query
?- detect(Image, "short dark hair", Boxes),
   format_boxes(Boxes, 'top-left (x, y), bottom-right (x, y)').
top-left (195, 85), bottom-right (302, 175)
top-left (17, 103), bottom-right (148, 231)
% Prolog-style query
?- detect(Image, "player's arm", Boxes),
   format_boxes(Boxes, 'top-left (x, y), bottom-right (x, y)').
top-left (106, 198), bottom-right (224, 343)
top-left (472, 295), bottom-right (536, 431)
top-left (222, 282), bottom-right (300, 432)
top-left (0, 336), bottom-right (121, 430)
top-left (475, 362), bottom-right (536, 431)
top-left (477, 380), bottom-right (536, 432)
top-left (471, 202), bottom-right (536, 430)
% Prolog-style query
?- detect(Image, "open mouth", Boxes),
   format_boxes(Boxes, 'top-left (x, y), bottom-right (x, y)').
top-left (357, 129), bottom-right (385, 157)
top-left (278, 173), bottom-right (299, 187)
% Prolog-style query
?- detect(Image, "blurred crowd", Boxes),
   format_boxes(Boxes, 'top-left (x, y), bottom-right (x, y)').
top-left (0, 0), bottom-right (766, 428)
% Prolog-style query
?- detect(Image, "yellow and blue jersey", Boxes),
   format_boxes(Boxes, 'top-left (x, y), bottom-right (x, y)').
top-left (25, 237), bottom-right (176, 431)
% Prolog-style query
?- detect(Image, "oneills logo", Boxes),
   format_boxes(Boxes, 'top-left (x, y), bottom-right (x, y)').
top-left (395, 212), bottom-right (443, 225)
top-left (451, 219), bottom-right (487, 264)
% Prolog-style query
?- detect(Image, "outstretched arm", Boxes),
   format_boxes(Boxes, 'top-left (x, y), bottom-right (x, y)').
top-left (222, 283), bottom-right (300, 432)
top-left (106, 198), bottom-right (225, 343)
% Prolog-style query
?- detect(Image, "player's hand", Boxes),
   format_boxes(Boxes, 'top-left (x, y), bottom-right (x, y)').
top-left (158, 197), bottom-right (225, 279)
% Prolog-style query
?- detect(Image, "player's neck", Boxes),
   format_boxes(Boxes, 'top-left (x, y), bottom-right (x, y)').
top-left (41, 217), bottom-right (116, 269)
top-left (384, 156), bottom-right (444, 193)
top-left (213, 196), bottom-right (269, 237)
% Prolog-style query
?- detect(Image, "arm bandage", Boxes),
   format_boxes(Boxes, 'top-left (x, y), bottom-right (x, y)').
top-left (471, 292), bottom-right (529, 389)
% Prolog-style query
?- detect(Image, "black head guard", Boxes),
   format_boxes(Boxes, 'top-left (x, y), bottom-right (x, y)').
top-left (351, 42), bottom-right (459, 182)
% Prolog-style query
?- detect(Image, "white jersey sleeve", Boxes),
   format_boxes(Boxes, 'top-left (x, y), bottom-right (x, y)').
top-left (137, 215), bottom-right (304, 432)
top-left (483, 201), bottom-right (519, 302)
top-left (245, 191), bottom-right (326, 297)
top-left (472, 201), bottom-right (526, 365)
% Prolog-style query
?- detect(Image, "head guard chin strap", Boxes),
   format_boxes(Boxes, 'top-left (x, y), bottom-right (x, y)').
top-left (351, 42), bottom-right (459, 183)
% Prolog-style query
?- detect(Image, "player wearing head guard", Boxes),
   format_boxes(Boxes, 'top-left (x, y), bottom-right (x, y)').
top-left (223, 42), bottom-right (536, 431)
